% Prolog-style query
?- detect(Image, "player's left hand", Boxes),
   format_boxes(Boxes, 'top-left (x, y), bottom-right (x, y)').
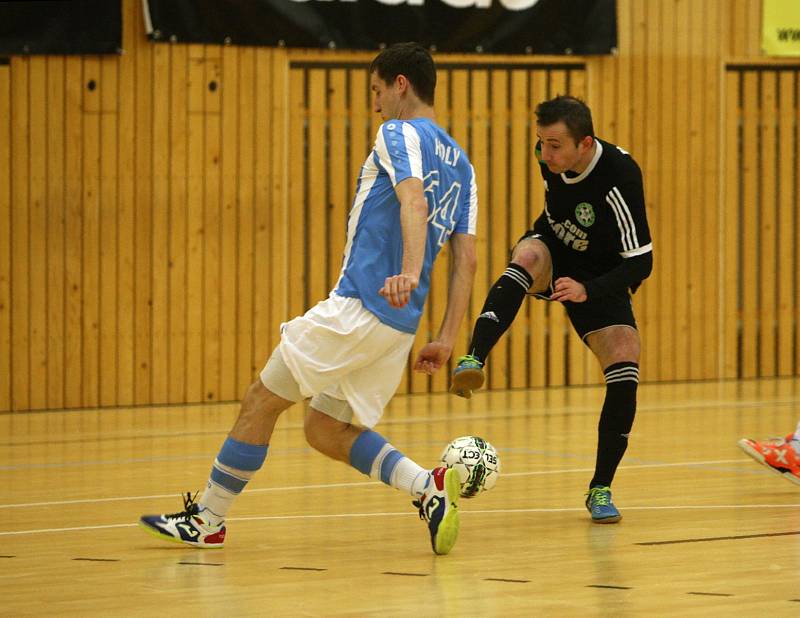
top-left (413, 341), bottom-right (452, 374)
top-left (550, 277), bottom-right (588, 303)
top-left (379, 273), bottom-right (418, 308)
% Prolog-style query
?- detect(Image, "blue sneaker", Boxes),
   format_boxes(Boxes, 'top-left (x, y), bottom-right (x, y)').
top-left (139, 492), bottom-right (227, 548)
top-left (413, 467), bottom-right (460, 555)
top-left (449, 354), bottom-right (485, 399)
top-left (585, 486), bottom-right (621, 524)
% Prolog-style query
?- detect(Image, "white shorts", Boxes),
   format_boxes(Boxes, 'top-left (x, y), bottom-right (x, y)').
top-left (270, 293), bottom-right (414, 428)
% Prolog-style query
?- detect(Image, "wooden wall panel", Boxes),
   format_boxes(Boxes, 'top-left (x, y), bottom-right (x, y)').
top-left (0, 63), bottom-right (10, 411)
top-left (1, 0), bottom-right (797, 410)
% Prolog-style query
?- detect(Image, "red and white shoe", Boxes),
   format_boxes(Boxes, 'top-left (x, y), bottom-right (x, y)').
top-left (139, 492), bottom-right (226, 548)
top-left (738, 435), bottom-right (800, 486)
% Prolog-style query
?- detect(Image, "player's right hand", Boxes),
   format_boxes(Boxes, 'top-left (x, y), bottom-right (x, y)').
top-left (379, 273), bottom-right (418, 308)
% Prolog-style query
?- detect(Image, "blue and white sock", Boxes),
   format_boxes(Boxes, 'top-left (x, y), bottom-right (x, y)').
top-left (349, 430), bottom-right (429, 497)
top-left (199, 436), bottom-right (268, 525)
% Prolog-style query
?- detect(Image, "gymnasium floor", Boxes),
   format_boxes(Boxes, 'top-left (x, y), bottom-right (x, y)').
top-left (2, 378), bottom-right (799, 616)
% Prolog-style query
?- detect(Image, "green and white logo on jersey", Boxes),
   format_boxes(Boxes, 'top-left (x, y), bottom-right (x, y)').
top-left (575, 202), bottom-right (595, 227)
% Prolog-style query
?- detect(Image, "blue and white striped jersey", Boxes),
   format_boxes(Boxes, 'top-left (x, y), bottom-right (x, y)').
top-left (334, 118), bottom-right (478, 334)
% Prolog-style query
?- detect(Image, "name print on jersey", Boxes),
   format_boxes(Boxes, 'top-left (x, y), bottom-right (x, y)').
top-left (434, 138), bottom-right (461, 167)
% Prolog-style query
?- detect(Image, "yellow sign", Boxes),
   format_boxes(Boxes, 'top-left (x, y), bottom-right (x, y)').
top-left (763, 0), bottom-right (800, 55)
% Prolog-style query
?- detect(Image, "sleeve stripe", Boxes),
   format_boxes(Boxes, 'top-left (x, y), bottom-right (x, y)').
top-left (373, 129), bottom-right (397, 186)
top-left (606, 186), bottom-right (641, 251)
top-left (401, 123), bottom-right (423, 180)
top-left (621, 243), bottom-right (653, 258)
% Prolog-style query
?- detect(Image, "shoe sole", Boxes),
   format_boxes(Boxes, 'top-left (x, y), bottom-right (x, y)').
top-left (138, 519), bottom-right (225, 549)
top-left (737, 439), bottom-right (800, 486)
top-left (591, 514), bottom-right (621, 524)
top-left (449, 368), bottom-right (485, 399)
top-left (433, 469), bottom-right (461, 555)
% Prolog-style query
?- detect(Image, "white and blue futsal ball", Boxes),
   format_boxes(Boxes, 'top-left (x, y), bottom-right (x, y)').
top-left (439, 435), bottom-right (500, 498)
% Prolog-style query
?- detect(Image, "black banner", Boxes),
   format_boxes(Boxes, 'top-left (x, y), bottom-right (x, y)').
top-left (144, 0), bottom-right (616, 55)
top-left (0, 1), bottom-right (121, 55)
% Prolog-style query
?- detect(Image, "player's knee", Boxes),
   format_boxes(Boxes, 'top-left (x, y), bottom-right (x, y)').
top-left (511, 241), bottom-right (548, 278)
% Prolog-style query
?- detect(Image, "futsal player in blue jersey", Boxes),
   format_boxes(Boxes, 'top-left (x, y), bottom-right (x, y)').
top-left (140, 43), bottom-right (478, 555)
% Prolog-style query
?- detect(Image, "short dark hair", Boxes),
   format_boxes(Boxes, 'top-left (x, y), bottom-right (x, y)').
top-left (535, 95), bottom-right (594, 144)
top-left (369, 42), bottom-right (436, 106)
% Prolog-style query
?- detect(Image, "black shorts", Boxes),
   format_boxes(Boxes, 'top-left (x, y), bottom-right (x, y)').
top-left (517, 230), bottom-right (637, 343)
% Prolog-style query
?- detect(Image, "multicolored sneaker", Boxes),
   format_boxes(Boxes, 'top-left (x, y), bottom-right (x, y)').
top-left (585, 486), bottom-right (621, 524)
top-left (139, 492), bottom-right (226, 548)
top-left (449, 354), bottom-right (485, 399)
top-left (413, 467), bottom-right (461, 555)
top-left (737, 435), bottom-right (800, 486)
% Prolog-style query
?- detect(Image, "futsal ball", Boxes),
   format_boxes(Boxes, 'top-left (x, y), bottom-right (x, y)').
top-left (439, 435), bottom-right (501, 498)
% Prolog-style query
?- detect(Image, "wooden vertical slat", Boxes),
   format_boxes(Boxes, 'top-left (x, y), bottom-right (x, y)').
top-left (528, 69), bottom-right (547, 389)
top-left (116, 25), bottom-right (135, 405)
top-left (468, 69), bottom-right (490, 386)
top-left (134, 39), bottom-right (153, 403)
top-left (642, 0), bottom-right (662, 380)
top-left (81, 57), bottom-right (101, 408)
top-left (99, 56), bottom-right (119, 406)
top-left (659, 0), bottom-right (677, 381)
top-left (794, 72), bottom-right (800, 376)
top-left (150, 43), bottom-right (170, 403)
top-left (488, 70), bottom-right (510, 390)
top-left (327, 69), bottom-right (347, 294)
top-left (0, 63), bottom-right (11, 410)
top-left (219, 46), bottom-right (239, 401)
top-left (759, 71), bottom-right (777, 377)
top-left (28, 59), bottom-right (48, 409)
top-left (203, 51), bottom-right (222, 401)
top-left (252, 48), bottom-right (275, 380)
top-left (448, 68), bottom-right (471, 386)
top-left (11, 59), bottom-right (30, 410)
top-left (236, 47), bottom-right (255, 393)
top-left (673, 0), bottom-right (690, 380)
top-left (508, 69), bottom-right (528, 390)
top-left (722, 70), bottom-right (740, 378)
top-left (777, 71), bottom-right (796, 375)
top-left (168, 43), bottom-right (188, 402)
top-left (185, 45), bottom-right (206, 402)
top-left (428, 70), bottom-right (452, 395)
top-left (288, 68), bottom-right (306, 321)
top-left (44, 57), bottom-right (65, 408)
top-left (266, 49), bottom-right (288, 357)
top-left (741, 71), bottom-right (759, 378)
top-left (307, 69), bottom-right (327, 307)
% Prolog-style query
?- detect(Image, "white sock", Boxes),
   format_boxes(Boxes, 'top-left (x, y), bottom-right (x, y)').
top-left (391, 460), bottom-right (429, 497)
top-left (199, 460), bottom-right (256, 526)
top-left (793, 420), bottom-right (800, 441)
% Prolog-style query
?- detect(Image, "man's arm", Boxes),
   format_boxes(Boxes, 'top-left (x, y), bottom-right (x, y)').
top-left (414, 232), bottom-right (477, 374)
top-left (378, 176), bottom-right (428, 308)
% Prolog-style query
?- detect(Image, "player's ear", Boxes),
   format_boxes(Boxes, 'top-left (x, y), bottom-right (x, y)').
top-left (396, 74), bottom-right (410, 94)
top-left (579, 135), bottom-right (594, 150)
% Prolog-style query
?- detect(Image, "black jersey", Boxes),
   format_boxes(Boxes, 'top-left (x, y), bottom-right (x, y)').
top-left (532, 138), bottom-right (652, 293)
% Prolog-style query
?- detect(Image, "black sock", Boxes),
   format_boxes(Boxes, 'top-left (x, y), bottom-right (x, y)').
top-left (468, 263), bottom-right (533, 363)
top-left (590, 362), bottom-right (639, 488)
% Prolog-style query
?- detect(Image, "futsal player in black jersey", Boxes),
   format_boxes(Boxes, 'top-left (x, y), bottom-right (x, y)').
top-left (451, 95), bottom-right (653, 523)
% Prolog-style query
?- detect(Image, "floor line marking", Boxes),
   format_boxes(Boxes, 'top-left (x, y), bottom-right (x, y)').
top-left (3, 504), bottom-right (800, 536)
top-left (0, 458), bottom-right (753, 509)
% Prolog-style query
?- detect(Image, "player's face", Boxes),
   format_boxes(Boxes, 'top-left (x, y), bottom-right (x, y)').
top-left (370, 72), bottom-right (400, 120)
top-left (536, 121), bottom-right (593, 174)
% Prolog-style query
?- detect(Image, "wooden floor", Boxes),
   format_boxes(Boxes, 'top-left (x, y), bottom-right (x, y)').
top-left (2, 378), bottom-right (800, 616)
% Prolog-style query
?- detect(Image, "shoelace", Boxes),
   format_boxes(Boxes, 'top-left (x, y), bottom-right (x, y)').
top-left (587, 488), bottom-right (611, 507)
top-left (163, 491), bottom-right (200, 520)
top-left (457, 354), bottom-right (483, 368)
top-left (412, 497), bottom-right (426, 521)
